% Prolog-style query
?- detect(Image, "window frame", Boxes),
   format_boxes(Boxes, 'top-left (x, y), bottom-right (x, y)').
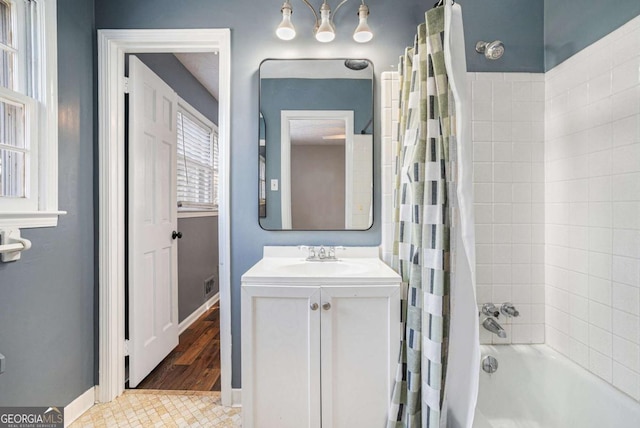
top-left (0, 0), bottom-right (62, 229)
top-left (176, 96), bottom-right (218, 217)
top-left (0, 85), bottom-right (38, 208)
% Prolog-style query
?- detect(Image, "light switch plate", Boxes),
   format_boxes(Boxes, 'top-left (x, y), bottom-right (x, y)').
top-left (270, 179), bottom-right (279, 191)
top-left (0, 353), bottom-right (5, 374)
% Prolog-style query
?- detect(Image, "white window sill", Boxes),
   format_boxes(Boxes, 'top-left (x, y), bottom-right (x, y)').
top-left (178, 210), bottom-right (218, 219)
top-left (0, 211), bottom-right (67, 229)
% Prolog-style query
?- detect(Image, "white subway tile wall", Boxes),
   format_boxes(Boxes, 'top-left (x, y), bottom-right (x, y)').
top-left (545, 15), bottom-right (640, 400)
top-left (382, 70), bottom-right (546, 345)
top-left (381, 72), bottom-right (399, 265)
top-left (350, 136), bottom-right (374, 229)
top-left (470, 71), bottom-right (546, 345)
top-left (380, 16), bottom-right (640, 402)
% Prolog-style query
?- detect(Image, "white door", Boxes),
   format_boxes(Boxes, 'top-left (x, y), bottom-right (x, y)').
top-left (241, 285), bottom-right (321, 428)
top-left (127, 55), bottom-right (179, 387)
top-left (320, 285), bottom-right (400, 428)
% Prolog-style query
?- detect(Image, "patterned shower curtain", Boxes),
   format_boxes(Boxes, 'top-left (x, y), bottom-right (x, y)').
top-left (388, 6), bottom-right (456, 428)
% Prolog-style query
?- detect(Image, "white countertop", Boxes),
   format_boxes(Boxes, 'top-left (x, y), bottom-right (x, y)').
top-left (241, 246), bottom-right (402, 285)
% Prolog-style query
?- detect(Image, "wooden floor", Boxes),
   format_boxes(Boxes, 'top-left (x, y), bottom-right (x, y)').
top-left (136, 302), bottom-right (221, 391)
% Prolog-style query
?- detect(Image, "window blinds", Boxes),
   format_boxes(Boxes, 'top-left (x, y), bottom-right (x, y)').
top-left (177, 110), bottom-right (218, 210)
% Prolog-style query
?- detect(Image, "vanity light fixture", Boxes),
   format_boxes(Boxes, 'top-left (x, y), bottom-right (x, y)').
top-left (315, 2), bottom-right (335, 42)
top-left (353, 3), bottom-right (372, 43)
top-left (275, 0), bottom-right (373, 43)
top-left (276, 1), bottom-right (297, 40)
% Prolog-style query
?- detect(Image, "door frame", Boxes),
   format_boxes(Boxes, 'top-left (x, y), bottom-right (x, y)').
top-left (97, 29), bottom-right (233, 405)
top-left (279, 110), bottom-right (354, 229)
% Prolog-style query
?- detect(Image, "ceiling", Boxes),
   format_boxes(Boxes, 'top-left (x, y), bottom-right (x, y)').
top-left (174, 52), bottom-right (220, 100)
top-left (290, 119), bottom-right (346, 146)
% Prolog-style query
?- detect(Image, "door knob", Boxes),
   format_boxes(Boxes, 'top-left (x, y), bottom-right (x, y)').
top-left (322, 302), bottom-right (331, 310)
top-left (310, 303), bottom-right (319, 311)
top-left (172, 231), bottom-right (183, 240)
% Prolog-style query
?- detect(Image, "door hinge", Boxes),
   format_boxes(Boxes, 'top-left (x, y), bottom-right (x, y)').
top-left (123, 77), bottom-right (130, 94)
top-left (124, 339), bottom-right (130, 356)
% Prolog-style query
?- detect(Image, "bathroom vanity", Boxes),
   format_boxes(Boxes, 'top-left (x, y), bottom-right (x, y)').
top-left (241, 246), bottom-right (401, 428)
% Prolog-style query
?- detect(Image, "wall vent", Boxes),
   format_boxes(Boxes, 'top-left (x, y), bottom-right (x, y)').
top-left (204, 276), bottom-right (215, 296)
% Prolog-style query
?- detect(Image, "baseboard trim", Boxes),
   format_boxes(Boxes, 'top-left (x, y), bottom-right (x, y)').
top-left (64, 386), bottom-right (95, 427)
top-left (179, 293), bottom-right (220, 335)
top-left (232, 388), bottom-right (242, 407)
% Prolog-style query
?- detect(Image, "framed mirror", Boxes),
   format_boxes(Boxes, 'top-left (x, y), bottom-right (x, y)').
top-left (258, 58), bottom-right (374, 231)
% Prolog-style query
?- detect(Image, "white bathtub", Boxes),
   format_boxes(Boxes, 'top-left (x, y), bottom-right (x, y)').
top-left (473, 345), bottom-right (640, 428)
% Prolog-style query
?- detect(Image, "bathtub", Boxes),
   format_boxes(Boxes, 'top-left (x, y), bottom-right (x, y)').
top-left (473, 345), bottom-right (640, 428)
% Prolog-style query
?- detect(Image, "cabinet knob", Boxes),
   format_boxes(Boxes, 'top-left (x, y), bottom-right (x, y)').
top-left (322, 302), bottom-right (331, 311)
top-left (310, 303), bottom-right (319, 311)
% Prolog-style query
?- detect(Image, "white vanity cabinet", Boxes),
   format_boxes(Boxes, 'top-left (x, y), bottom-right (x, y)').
top-left (241, 247), bottom-right (401, 428)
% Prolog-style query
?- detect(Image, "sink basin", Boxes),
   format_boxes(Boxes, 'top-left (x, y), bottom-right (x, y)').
top-left (268, 259), bottom-right (371, 276)
top-left (241, 247), bottom-right (402, 284)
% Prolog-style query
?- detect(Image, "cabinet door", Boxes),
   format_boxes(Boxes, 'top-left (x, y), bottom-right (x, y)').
top-left (242, 285), bottom-right (321, 428)
top-left (320, 285), bottom-right (400, 428)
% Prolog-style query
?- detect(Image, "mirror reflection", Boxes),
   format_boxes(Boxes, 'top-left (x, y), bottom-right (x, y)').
top-left (259, 59), bottom-right (374, 231)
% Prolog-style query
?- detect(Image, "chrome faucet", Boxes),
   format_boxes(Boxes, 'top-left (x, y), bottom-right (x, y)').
top-left (481, 303), bottom-right (500, 318)
top-left (501, 302), bottom-right (520, 318)
top-left (299, 245), bottom-right (343, 262)
top-left (318, 246), bottom-right (327, 259)
top-left (482, 317), bottom-right (507, 338)
top-left (299, 245), bottom-right (316, 261)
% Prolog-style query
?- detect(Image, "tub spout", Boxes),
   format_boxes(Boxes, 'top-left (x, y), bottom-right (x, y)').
top-left (482, 317), bottom-right (507, 338)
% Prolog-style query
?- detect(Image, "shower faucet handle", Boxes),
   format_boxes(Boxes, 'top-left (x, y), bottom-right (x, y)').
top-left (501, 303), bottom-right (520, 318)
top-left (481, 303), bottom-right (500, 318)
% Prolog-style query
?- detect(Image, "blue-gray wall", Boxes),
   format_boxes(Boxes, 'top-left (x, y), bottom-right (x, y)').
top-left (260, 78), bottom-right (372, 230)
top-left (544, 0), bottom-right (640, 70)
top-left (0, 0), bottom-right (95, 406)
top-left (458, 0), bottom-right (545, 72)
top-left (93, 0), bottom-right (552, 389)
top-left (94, 0), bottom-right (433, 388)
top-left (177, 216), bottom-right (219, 323)
top-left (136, 53), bottom-right (219, 125)
top-left (0, 0), bottom-right (635, 405)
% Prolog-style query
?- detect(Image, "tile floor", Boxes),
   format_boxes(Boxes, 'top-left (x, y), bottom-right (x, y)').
top-left (70, 390), bottom-right (241, 427)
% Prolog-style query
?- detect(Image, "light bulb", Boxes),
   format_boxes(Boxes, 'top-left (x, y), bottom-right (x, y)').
top-left (276, 2), bottom-right (296, 41)
top-left (353, 4), bottom-right (372, 43)
top-left (315, 3), bottom-right (335, 43)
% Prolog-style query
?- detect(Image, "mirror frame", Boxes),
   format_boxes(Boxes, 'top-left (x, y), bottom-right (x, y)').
top-left (258, 58), bottom-right (375, 232)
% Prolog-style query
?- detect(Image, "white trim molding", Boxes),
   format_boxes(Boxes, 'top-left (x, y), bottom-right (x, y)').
top-left (177, 210), bottom-right (218, 219)
top-left (178, 293), bottom-right (220, 335)
top-left (232, 388), bottom-right (242, 408)
top-left (279, 110), bottom-right (354, 230)
top-left (64, 386), bottom-right (95, 427)
top-left (97, 29), bottom-right (232, 406)
top-left (0, 0), bottom-right (64, 229)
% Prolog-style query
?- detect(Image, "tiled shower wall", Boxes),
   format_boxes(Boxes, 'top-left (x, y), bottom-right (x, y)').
top-left (470, 73), bottom-right (546, 345)
top-left (544, 16), bottom-right (640, 400)
top-left (350, 136), bottom-right (374, 229)
top-left (381, 72), bottom-right (399, 266)
top-left (380, 14), bottom-right (640, 403)
top-left (381, 71), bottom-right (546, 345)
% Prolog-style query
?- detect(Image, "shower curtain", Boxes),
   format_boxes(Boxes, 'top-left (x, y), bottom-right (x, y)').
top-left (388, 2), bottom-right (479, 427)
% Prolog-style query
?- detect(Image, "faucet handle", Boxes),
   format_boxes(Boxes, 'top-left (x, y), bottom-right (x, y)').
top-left (318, 246), bottom-right (326, 259)
top-left (501, 303), bottom-right (520, 317)
top-left (298, 245), bottom-right (316, 260)
top-left (481, 303), bottom-right (500, 318)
